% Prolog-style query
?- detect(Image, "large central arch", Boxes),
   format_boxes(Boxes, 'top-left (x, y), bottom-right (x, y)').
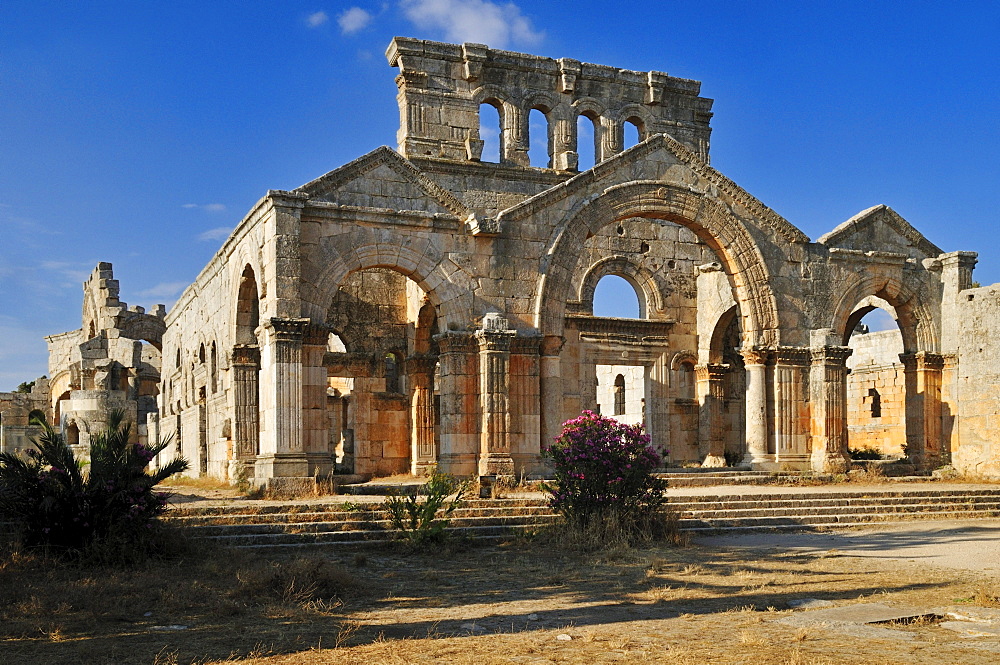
top-left (536, 181), bottom-right (781, 346)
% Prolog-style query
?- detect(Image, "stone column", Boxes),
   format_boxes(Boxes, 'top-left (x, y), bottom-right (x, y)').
top-left (435, 331), bottom-right (478, 475)
top-left (231, 344), bottom-right (260, 465)
top-left (696, 363), bottom-right (728, 467)
top-left (407, 354), bottom-right (437, 475)
top-left (476, 315), bottom-right (516, 476)
top-left (773, 347), bottom-right (811, 467)
top-left (503, 104), bottom-right (530, 166)
top-left (539, 335), bottom-right (565, 453)
top-left (509, 335), bottom-right (542, 473)
top-left (809, 345), bottom-right (853, 472)
top-left (900, 351), bottom-right (945, 470)
top-left (600, 115), bottom-right (623, 161)
top-left (301, 323), bottom-right (332, 476)
top-left (257, 317), bottom-right (310, 482)
top-left (741, 347), bottom-right (771, 468)
top-left (551, 115), bottom-right (579, 171)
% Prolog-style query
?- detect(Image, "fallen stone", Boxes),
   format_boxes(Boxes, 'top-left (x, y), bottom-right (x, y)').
top-left (460, 623), bottom-right (487, 634)
top-left (527, 613), bottom-right (539, 621)
top-left (556, 634), bottom-right (572, 641)
top-left (788, 598), bottom-right (834, 610)
top-left (940, 621), bottom-right (1000, 638)
top-left (935, 606), bottom-right (1000, 623)
top-left (779, 602), bottom-right (929, 625)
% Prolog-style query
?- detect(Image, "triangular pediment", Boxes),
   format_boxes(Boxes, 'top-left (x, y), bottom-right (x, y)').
top-left (296, 146), bottom-right (469, 218)
top-left (818, 205), bottom-right (942, 258)
top-left (495, 134), bottom-right (810, 244)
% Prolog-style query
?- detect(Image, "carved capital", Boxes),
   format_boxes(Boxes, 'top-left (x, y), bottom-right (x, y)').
top-left (695, 363), bottom-right (729, 382)
top-left (434, 331), bottom-right (477, 355)
top-left (265, 317), bottom-right (309, 343)
top-left (510, 334), bottom-right (542, 355)
top-left (540, 335), bottom-right (566, 357)
top-left (231, 344), bottom-right (261, 367)
top-left (739, 346), bottom-right (772, 366)
top-left (475, 328), bottom-right (515, 353)
top-left (301, 322), bottom-right (330, 347)
top-left (773, 346), bottom-right (811, 366)
top-left (899, 351), bottom-right (945, 371)
top-left (405, 353), bottom-right (438, 375)
top-left (810, 346), bottom-right (853, 366)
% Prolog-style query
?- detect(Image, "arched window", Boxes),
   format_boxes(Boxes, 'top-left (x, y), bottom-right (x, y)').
top-left (613, 374), bottom-right (626, 415)
top-left (198, 343), bottom-right (206, 364)
top-left (479, 102), bottom-right (502, 163)
top-left (66, 422), bottom-right (80, 446)
top-left (528, 108), bottom-right (550, 167)
top-left (384, 352), bottom-right (401, 394)
top-left (236, 265), bottom-right (260, 345)
top-left (623, 118), bottom-right (643, 149)
top-left (593, 274), bottom-right (642, 319)
top-left (175, 349), bottom-right (181, 369)
top-left (28, 409), bottom-right (46, 426)
top-left (577, 113), bottom-right (598, 170)
top-left (678, 362), bottom-right (696, 400)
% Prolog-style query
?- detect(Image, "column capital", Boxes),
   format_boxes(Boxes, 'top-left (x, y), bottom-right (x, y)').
top-left (405, 353), bottom-right (438, 375)
top-left (510, 334), bottom-right (542, 355)
top-left (695, 363), bottom-right (729, 381)
top-left (739, 346), bottom-right (772, 366)
top-left (810, 345), bottom-right (853, 365)
top-left (434, 331), bottom-right (477, 354)
top-left (540, 335), bottom-right (566, 357)
top-left (774, 346), bottom-right (811, 366)
top-left (264, 317), bottom-right (310, 343)
top-left (301, 322), bottom-right (330, 347)
top-left (899, 351), bottom-right (945, 371)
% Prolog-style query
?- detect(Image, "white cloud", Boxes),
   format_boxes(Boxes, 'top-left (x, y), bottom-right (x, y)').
top-left (38, 260), bottom-right (92, 284)
top-left (139, 281), bottom-right (188, 300)
top-left (306, 11), bottom-right (329, 28)
top-left (400, 0), bottom-right (543, 48)
top-left (339, 7), bottom-right (373, 34)
top-left (197, 226), bottom-right (233, 242)
top-left (182, 203), bottom-right (227, 212)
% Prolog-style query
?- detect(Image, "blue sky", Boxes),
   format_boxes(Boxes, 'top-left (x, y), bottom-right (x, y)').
top-left (2, 1), bottom-right (998, 389)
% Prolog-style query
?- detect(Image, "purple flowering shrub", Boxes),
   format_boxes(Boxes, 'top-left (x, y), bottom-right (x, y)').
top-left (543, 411), bottom-right (667, 536)
top-left (0, 409), bottom-right (188, 555)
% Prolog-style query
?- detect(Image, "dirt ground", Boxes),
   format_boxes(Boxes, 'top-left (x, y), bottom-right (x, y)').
top-left (4, 519), bottom-right (1000, 665)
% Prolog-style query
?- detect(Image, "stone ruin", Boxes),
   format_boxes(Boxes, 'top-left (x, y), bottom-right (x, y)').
top-left (11, 37), bottom-right (1000, 487)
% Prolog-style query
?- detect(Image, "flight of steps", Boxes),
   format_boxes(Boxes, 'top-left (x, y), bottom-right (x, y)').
top-left (166, 486), bottom-right (1000, 550)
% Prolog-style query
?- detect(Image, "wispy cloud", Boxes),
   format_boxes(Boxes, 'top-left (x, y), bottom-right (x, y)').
top-left (39, 260), bottom-right (93, 285)
top-left (339, 7), bottom-right (373, 34)
top-left (0, 319), bottom-right (53, 390)
top-left (197, 227), bottom-right (233, 242)
top-left (399, 0), bottom-right (543, 48)
top-left (139, 281), bottom-right (187, 300)
top-left (182, 203), bottom-right (227, 212)
top-left (306, 10), bottom-right (329, 28)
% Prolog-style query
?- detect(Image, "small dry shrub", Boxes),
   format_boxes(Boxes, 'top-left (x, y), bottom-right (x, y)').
top-left (233, 556), bottom-right (358, 607)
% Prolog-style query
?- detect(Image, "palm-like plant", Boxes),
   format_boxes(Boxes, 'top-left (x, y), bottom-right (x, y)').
top-left (0, 409), bottom-right (188, 552)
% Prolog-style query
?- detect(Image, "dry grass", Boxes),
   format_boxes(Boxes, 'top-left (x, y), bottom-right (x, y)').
top-left (3, 525), bottom-right (1000, 664)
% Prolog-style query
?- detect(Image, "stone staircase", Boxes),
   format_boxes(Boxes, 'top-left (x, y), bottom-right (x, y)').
top-left (166, 486), bottom-right (1000, 550)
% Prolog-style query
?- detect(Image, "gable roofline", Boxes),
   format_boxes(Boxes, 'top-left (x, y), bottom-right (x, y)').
top-left (495, 133), bottom-right (809, 244)
top-left (295, 145), bottom-right (470, 218)
top-left (818, 204), bottom-right (943, 257)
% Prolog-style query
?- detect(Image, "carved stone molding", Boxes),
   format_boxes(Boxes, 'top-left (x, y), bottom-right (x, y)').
top-left (434, 331), bottom-right (477, 355)
top-left (740, 346), bottom-right (772, 366)
top-left (540, 335), bottom-right (566, 357)
top-left (773, 346), bottom-right (812, 366)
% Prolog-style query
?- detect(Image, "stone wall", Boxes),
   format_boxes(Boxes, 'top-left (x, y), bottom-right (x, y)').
top-left (952, 285), bottom-right (1000, 475)
top-left (846, 329), bottom-right (906, 456)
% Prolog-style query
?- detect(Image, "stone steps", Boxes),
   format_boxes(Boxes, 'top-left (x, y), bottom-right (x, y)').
top-left (164, 486), bottom-right (1000, 549)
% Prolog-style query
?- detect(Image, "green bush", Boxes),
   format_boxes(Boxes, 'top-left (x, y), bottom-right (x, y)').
top-left (543, 410), bottom-right (667, 543)
top-left (0, 409), bottom-right (188, 557)
top-left (384, 471), bottom-right (470, 548)
top-left (849, 446), bottom-right (883, 461)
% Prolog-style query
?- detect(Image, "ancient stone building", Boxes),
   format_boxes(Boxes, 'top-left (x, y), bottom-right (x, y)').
top-left (155, 37), bottom-right (994, 487)
top-left (44, 263), bottom-right (166, 454)
top-left (0, 379), bottom-right (50, 454)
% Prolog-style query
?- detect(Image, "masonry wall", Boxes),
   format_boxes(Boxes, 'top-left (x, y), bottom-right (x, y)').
top-left (846, 329), bottom-right (906, 456)
top-left (953, 285), bottom-right (1000, 475)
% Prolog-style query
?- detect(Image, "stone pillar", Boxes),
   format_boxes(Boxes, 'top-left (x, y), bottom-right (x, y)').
top-left (809, 345), bottom-right (853, 472)
top-left (256, 317), bottom-right (310, 482)
top-left (551, 115), bottom-right (579, 171)
top-left (741, 347), bottom-right (771, 468)
top-left (503, 105), bottom-right (530, 166)
top-left (900, 351), bottom-right (945, 470)
top-left (231, 344), bottom-right (260, 466)
top-left (539, 335), bottom-right (565, 453)
top-left (435, 331), bottom-right (478, 475)
top-left (407, 354), bottom-right (437, 475)
top-left (301, 324), bottom-right (332, 476)
top-left (773, 347), bottom-right (811, 467)
top-left (510, 335), bottom-right (542, 473)
top-left (696, 363), bottom-right (728, 467)
top-left (476, 314), bottom-right (516, 476)
top-left (600, 115), bottom-right (623, 161)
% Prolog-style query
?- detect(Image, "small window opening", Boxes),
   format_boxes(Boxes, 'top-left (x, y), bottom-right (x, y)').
top-left (614, 374), bottom-right (626, 415)
top-left (868, 388), bottom-right (882, 418)
top-left (385, 352), bottom-right (401, 394)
